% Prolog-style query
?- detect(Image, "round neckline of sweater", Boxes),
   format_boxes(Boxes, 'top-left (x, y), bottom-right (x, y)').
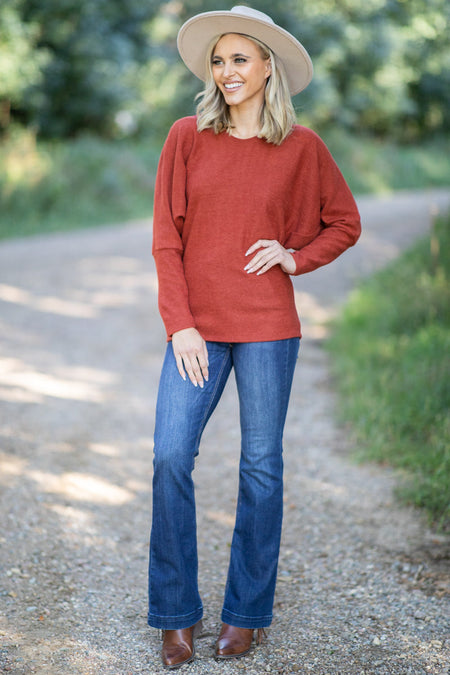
top-left (227, 132), bottom-right (262, 143)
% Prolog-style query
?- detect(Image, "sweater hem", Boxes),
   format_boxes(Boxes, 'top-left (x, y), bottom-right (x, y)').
top-left (193, 329), bottom-right (302, 343)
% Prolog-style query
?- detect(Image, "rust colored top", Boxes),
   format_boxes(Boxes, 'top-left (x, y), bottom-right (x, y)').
top-left (152, 116), bottom-right (361, 341)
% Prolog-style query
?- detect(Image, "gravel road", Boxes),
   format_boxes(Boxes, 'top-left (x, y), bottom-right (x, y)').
top-left (0, 189), bottom-right (449, 674)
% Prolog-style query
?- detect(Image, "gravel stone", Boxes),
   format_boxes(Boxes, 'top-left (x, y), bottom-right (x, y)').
top-left (0, 189), bottom-right (449, 674)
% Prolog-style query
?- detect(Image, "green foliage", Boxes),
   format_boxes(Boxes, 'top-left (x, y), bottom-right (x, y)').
top-left (322, 129), bottom-right (450, 194)
top-left (294, 0), bottom-right (450, 139)
top-left (0, 0), bottom-right (48, 129)
top-left (0, 126), bottom-right (159, 238)
top-left (1, 0), bottom-right (448, 140)
top-left (328, 213), bottom-right (450, 527)
top-left (143, 0), bottom-right (450, 142)
top-left (13, 0), bottom-right (158, 137)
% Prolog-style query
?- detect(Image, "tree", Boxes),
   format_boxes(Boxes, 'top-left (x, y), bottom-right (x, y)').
top-left (18, 0), bottom-right (158, 137)
top-left (155, 0), bottom-right (449, 140)
top-left (0, 0), bottom-right (47, 131)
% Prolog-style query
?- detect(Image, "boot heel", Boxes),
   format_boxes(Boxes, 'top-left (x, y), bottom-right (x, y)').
top-left (193, 619), bottom-right (203, 638)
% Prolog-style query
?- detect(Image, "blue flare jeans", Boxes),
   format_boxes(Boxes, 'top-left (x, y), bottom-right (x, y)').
top-left (148, 338), bottom-right (299, 630)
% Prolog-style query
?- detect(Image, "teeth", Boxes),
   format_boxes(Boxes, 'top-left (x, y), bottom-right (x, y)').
top-left (224, 83), bottom-right (243, 90)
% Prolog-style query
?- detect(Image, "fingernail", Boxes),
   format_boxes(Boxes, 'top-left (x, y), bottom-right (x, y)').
top-left (199, 381), bottom-right (204, 389)
top-left (205, 375), bottom-right (209, 382)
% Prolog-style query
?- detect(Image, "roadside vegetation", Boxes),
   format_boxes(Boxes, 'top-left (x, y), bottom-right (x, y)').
top-left (1, 126), bottom-right (449, 241)
top-left (328, 212), bottom-right (450, 529)
top-left (0, 127), bottom-right (160, 239)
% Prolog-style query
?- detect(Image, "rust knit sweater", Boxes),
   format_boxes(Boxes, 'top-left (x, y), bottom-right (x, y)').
top-left (152, 116), bottom-right (361, 342)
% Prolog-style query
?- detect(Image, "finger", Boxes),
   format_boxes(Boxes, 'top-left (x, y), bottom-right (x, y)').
top-left (256, 258), bottom-right (279, 275)
top-left (186, 350), bottom-right (210, 388)
top-left (197, 343), bottom-right (209, 381)
top-left (256, 254), bottom-right (280, 275)
top-left (246, 248), bottom-right (280, 273)
top-left (181, 355), bottom-right (201, 388)
top-left (244, 249), bottom-right (268, 271)
top-left (245, 239), bottom-right (271, 256)
top-left (186, 341), bottom-right (209, 386)
top-left (174, 352), bottom-right (187, 381)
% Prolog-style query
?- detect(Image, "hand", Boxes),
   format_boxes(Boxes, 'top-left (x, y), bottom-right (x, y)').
top-left (244, 240), bottom-right (296, 276)
top-left (171, 327), bottom-right (209, 388)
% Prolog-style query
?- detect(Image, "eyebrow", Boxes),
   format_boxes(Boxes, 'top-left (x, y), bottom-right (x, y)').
top-left (212, 52), bottom-right (252, 59)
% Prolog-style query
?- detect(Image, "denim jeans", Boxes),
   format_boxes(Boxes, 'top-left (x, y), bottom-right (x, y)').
top-left (148, 338), bottom-right (299, 630)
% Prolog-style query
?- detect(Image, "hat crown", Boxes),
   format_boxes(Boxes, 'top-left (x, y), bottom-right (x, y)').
top-left (230, 6), bottom-right (275, 25)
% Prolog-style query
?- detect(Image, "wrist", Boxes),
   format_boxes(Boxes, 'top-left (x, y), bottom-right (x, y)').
top-left (282, 251), bottom-right (296, 275)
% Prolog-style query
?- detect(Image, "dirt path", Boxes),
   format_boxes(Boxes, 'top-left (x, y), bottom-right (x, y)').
top-left (0, 189), bottom-right (449, 674)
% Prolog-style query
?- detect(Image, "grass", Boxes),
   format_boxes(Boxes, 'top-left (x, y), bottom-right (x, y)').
top-left (0, 127), bottom-right (160, 240)
top-left (322, 129), bottom-right (450, 196)
top-left (0, 125), bottom-right (449, 241)
top-left (327, 212), bottom-right (450, 528)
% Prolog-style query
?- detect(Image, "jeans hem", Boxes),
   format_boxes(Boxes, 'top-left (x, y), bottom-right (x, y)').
top-left (147, 606), bottom-right (203, 630)
top-left (221, 608), bottom-right (272, 629)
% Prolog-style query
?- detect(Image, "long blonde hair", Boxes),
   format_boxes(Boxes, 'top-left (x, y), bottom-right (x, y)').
top-left (195, 34), bottom-right (296, 145)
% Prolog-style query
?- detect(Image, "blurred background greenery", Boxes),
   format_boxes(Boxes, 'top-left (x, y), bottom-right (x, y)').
top-left (1, 1), bottom-right (448, 525)
top-left (0, 0), bottom-right (449, 238)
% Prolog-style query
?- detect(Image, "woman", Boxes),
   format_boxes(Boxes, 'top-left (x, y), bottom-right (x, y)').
top-left (148, 6), bottom-right (361, 669)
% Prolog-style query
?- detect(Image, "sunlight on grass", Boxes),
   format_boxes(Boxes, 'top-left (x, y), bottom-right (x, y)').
top-left (327, 212), bottom-right (450, 528)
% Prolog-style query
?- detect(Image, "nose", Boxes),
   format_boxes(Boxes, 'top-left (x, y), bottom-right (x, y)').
top-left (223, 60), bottom-right (235, 78)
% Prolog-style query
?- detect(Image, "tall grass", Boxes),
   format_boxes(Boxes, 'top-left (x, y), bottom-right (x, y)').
top-left (0, 126), bottom-right (449, 241)
top-left (327, 212), bottom-right (450, 528)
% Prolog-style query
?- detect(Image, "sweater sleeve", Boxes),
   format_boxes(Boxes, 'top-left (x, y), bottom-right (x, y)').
top-left (291, 136), bottom-right (361, 275)
top-left (152, 119), bottom-right (196, 338)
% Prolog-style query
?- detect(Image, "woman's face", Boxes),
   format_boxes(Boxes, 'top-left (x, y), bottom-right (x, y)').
top-left (211, 33), bottom-right (271, 109)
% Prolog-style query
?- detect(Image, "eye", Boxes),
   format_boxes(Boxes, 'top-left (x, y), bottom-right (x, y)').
top-left (234, 57), bottom-right (247, 64)
top-left (211, 58), bottom-right (223, 66)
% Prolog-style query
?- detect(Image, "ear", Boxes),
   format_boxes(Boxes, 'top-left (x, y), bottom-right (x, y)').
top-left (265, 59), bottom-right (272, 79)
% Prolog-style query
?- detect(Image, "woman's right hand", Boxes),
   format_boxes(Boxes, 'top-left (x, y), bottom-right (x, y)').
top-left (171, 328), bottom-right (209, 388)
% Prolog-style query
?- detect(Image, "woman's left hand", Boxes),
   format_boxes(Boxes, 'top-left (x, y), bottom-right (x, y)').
top-left (244, 240), bottom-right (296, 276)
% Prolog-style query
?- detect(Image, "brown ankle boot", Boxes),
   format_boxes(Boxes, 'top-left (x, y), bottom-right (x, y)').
top-left (161, 620), bottom-right (203, 669)
top-left (215, 623), bottom-right (266, 659)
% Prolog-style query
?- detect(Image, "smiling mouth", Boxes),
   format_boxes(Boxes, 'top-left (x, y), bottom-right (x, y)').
top-left (224, 82), bottom-right (244, 90)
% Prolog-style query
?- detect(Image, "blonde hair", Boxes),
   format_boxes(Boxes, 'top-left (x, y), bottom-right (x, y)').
top-left (195, 34), bottom-right (296, 145)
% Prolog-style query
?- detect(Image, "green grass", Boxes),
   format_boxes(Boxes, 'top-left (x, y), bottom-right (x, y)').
top-left (0, 127), bottom-right (160, 240)
top-left (0, 125), bottom-right (449, 241)
top-left (322, 129), bottom-right (450, 195)
top-left (327, 212), bottom-right (450, 528)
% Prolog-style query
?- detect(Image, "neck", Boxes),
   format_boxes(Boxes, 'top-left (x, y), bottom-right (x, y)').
top-left (228, 103), bottom-right (262, 139)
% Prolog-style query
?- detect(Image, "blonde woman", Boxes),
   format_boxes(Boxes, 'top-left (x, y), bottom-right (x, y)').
top-left (149, 6), bottom-right (361, 669)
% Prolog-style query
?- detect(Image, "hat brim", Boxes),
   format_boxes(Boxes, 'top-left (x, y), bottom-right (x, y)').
top-left (177, 10), bottom-right (313, 96)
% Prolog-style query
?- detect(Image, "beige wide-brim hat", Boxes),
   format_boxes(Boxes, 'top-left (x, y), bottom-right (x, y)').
top-left (177, 5), bottom-right (313, 96)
